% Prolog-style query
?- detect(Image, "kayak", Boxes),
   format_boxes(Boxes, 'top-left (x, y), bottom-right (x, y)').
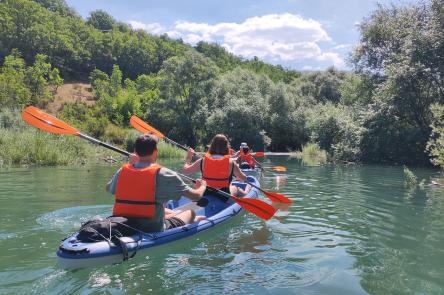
top-left (57, 176), bottom-right (260, 269)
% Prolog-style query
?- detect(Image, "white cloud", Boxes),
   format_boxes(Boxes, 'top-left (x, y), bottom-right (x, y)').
top-left (128, 13), bottom-right (345, 68)
top-left (128, 21), bottom-right (165, 35)
top-left (317, 52), bottom-right (345, 68)
top-left (332, 43), bottom-right (352, 50)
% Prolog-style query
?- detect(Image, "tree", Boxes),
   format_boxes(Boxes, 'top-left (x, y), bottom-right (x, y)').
top-left (352, 0), bottom-right (444, 165)
top-left (205, 68), bottom-right (270, 149)
top-left (427, 104), bottom-right (444, 168)
top-left (151, 51), bottom-right (218, 146)
top-left (32, 0), bottom-right (76, 17)
top-left (0, 51), bottom-right (31, 106)
top-left (86, 10), bottom-right (115, 31)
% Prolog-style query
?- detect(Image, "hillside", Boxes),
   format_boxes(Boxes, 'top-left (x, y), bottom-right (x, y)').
top-left (47, 83), bottom-right (95, 113)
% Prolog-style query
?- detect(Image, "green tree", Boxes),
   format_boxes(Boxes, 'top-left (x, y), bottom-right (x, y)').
top-left (426, 104), bottom-right (444, 168)
top-left (306, 103), bottom-right (366, 162)
top-left (86, 10), bottom-right (115, 31)
top-left (0, 51), bottom-right (62, 107)
top-left (0, 51), bottom-right (31, 106)
top-left (267, 82), bottom-right (309, 151)
top-left (352, 0), bottom-right (444, 164)
top-left (154, 50), bottom-right (218, 146)
top-left (32, 0), bottom-right (76, 17)
top-left (205, 68), bottom-right (270, 149)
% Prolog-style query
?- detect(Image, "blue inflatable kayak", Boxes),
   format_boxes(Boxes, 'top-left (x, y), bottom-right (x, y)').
top-left (57, 176), bottom-right (260, 269)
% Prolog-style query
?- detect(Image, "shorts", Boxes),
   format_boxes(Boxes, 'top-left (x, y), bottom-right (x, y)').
top-left (164, 216), bottom-right (186, 230)
top-left (204, 187), bottom-right (230, 202)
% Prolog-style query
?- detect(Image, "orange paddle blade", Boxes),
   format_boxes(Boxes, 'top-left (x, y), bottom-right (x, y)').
top-left (130, 115), bottom-right (165, 138)
top-left (231, 196), bottom-right (276, 220)
top-left (264, 191), bottom-right (292, 204)
top-left (22, 106), bottom-right (79, 135)
top-left (272, 166), bottom-right (287, 172)
top-left (254, 152), bottom-right (265, 157)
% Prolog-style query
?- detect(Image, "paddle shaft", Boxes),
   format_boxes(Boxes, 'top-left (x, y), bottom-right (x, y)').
top-left (78, 133), bottom-right (130, 156)
top-left (164, 137), bottom-right (188, 152)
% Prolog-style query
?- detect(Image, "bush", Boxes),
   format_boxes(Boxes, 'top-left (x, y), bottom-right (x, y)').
top-left (297, 143), bottom-right (327, 166)
top-left (306, 103), bottom-right (365, 162)
top-left (0, 127), bottom-right (97, 166)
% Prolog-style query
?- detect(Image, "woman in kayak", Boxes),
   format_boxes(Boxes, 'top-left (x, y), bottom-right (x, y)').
top-left (183, 134), bottom-right (248, 197)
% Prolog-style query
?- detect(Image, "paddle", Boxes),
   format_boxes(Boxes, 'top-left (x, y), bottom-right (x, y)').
top-left (271, 166), bottom-right (287, 172)
top-left (129, 115), bottom-right (292, 204)
top-left (22, 106), bottom-right (129, 155)
top-left (130, 115), bottom-right (188, 151)
top-left (22, 107), bottom-right (276, 220)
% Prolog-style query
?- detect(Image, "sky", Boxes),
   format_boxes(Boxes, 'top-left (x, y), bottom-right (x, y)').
top-left (66, 0), bottom-right (418, 71)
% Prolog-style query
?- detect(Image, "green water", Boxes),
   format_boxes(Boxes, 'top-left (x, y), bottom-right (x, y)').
top-left (1, 157), bottom-right (444, 294)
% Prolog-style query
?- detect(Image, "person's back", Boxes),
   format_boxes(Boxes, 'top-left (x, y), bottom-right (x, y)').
top-left (201, 153), bottom-right (232, 193)
top-left (183, 134), bottom-right (248, 197)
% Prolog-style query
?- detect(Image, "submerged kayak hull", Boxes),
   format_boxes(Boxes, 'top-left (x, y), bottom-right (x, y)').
top-left (57, 176), bottom-right (260, 269)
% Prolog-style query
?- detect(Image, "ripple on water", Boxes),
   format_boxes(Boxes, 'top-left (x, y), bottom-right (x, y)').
top-left (35, 205), bottom-right (112, 233)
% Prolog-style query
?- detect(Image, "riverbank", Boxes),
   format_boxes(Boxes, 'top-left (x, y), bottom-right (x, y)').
top-left (0, 126), bottom-right (185, 167)
top-left (0, 108), bottom-right (185, 167)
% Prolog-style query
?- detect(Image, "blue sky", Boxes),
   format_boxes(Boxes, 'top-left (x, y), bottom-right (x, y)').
top-left (66, 0), bottom-right (418, 70)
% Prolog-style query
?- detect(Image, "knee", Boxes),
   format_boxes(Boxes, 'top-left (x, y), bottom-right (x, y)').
top-left (189, 209), bottom-right (196, 220)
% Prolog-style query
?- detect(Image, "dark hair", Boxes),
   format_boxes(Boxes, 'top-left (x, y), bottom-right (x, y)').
top-left (208, 134), bottom-right (230, 155)
top-left (134, 134), bottom-right (158, 156)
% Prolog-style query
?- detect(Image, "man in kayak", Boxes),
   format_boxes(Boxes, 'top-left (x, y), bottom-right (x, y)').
top-left (237, 143), bottom-right (261, 169)
top-left (182, 134), bottom-right (248, 197)
top-left (106, 134), bottom-right (207, 232)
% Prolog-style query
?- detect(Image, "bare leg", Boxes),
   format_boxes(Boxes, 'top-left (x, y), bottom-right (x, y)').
top-left (229, 184), bottom-right (251, 197)
top-left (165, 208), bottom-right (180, 219)
top-left (172, 209), bottom-right (196, 224)
top-left (230, 185), bottom-right (246, 197)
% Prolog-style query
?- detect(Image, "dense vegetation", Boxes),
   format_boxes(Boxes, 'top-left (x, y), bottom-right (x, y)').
top-left (0, 0), bottom-right (443, 167)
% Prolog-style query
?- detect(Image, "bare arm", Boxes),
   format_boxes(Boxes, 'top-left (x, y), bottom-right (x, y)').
top-left (232, 160), bottom-right (247, 182)
top-left (182, 148), bottom-right (202, 174)
top-left (252, 157), bottom-right (261, 167)
top-left (183, 158), bottom-right (202, 174)
top-left (183, 179), bottom-right (207, 201)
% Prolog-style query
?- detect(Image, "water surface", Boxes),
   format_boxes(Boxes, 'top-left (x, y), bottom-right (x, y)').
top-left (1, 157), bottom-right (444, 294)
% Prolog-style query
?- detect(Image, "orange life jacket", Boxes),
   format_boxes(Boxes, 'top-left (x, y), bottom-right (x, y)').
top-left (240, 151), bottom-right (254, 167)
top-left (113, 163), bottom-right (161, 218)
top-left (201, 154), bottom-right (231, 189)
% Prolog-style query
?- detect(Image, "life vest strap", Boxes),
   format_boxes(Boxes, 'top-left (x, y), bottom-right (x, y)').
top-left (203, 176), bottom-right (230, 181)
top-left (115, 199), bottom-right (157, 205)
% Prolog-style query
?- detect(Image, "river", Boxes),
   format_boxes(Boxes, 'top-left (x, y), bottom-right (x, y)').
top-left (1, 157), bottom-right (443, 294)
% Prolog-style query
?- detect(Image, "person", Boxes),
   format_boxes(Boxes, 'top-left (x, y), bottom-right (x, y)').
top-left (237, 143), bottom-right (261, 169)
top-left (106, 134), bottom-right (207, 232)
top-left (182, 134), bottom-right (248, 197)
